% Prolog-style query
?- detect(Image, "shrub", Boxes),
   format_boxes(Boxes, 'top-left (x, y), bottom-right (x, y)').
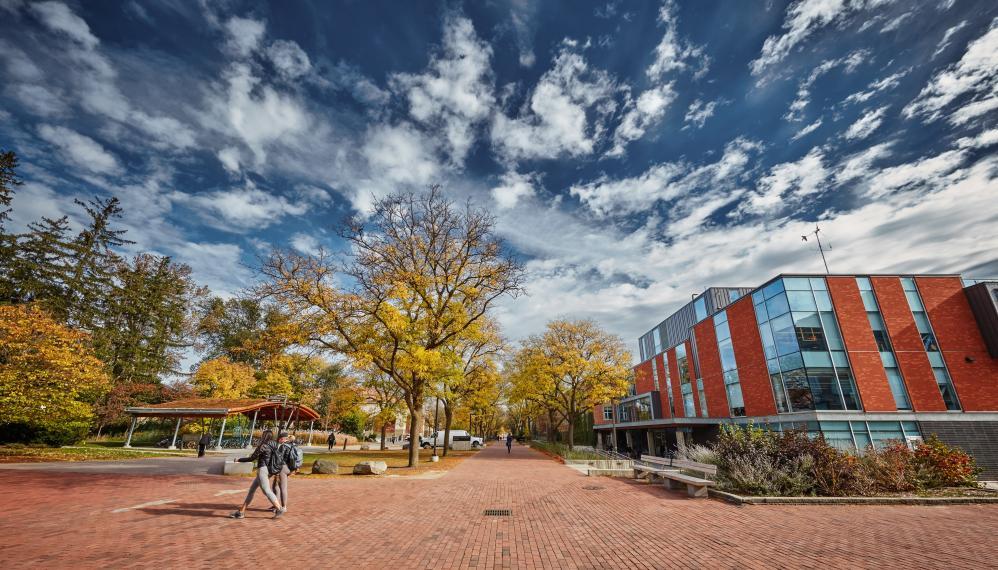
top-left (915, 435), bottom-right (982, 487)
top-left (860, 441), bottom-right (924, 493)
top-left (676, 442), bottom-right (717, 465)
top-left (714, 424), bottom-right (815, 496)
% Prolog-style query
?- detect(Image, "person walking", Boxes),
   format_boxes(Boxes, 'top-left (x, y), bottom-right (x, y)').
top-left (229, 429), bottom-right (285, 520)
top-left (270, 433), bottom-right (302, 513)
top-left (506, 433), bottom-right (513, 454)
top-left (197, 432), bottom-right (212, 458)
top-left (327, 431), bottom-right (336, 452)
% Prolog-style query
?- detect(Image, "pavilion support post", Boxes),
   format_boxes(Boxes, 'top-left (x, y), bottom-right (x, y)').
top-left (307, 420), bottom-right (314, 446)
top-left (169, 417), bottom-right (182, 450)
top-left (124, 416), bottom-right (138, 448)
top-left (245, 410), bottom-right (258, 449)
top-left (215, 416), bottom-right (227, 449)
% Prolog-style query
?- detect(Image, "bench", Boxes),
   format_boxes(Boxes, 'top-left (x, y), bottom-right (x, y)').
top-left (635, 454), bottom-right (717, 498)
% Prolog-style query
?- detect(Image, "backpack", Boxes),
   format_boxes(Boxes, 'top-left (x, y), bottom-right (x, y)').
top-left (266, 442), bottom-right (286, 475)
top-left (287, 443), bottom-right (304, 471)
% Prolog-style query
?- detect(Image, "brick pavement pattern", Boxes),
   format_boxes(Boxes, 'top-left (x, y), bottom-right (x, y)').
top-left (3, 443), bottom-right (998, 569)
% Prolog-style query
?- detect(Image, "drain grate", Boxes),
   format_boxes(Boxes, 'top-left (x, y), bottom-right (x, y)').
top-left (483, 509), bottom-right (511, 516)
top-left (582, 485), bottom-right (604, 491)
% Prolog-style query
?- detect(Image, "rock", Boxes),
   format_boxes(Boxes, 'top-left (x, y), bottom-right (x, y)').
top-left (360, 444), bottom-right (371, 451)
top-left (223, 461), bottom-right (254, 476)
top-left (353, 460), bottom-right (388, 475)
top-left (312, 459), bottom-right (339, 474)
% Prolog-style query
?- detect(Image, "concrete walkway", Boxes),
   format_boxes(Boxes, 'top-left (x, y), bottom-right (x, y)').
top-left (2, 443), bottom-right (997, 568)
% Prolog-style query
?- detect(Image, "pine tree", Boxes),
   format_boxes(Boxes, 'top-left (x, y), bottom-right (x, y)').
top-left (0, 150), bottom-right (22, 300)
top-left (64, 197), bottom-right (133, 330)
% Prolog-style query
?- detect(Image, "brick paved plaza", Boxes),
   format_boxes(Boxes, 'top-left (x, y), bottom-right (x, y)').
top-left (2, 443), bottom-right (997, 569)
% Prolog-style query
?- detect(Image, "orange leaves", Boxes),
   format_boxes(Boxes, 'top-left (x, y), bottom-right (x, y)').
top-left (192, 357), bottom-right (256, 399)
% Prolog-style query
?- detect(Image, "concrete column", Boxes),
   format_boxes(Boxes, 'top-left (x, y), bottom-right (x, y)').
top-left (215, 416), bottom-right (227, 449)
top-left (307, 420), bottom-right (314, 446)
top-left (245, 410), bottom-right (259, 449)
top-left (647, 431), bottom-right (656, 457)
top-left (169, 417), bottom-right (181, 449)
top-left (124, 416), bottom-right (138, 448)
top-left (675, 430), bottom-right (686, 451)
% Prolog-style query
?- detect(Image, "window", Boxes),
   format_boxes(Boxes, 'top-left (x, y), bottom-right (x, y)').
top-left (652, 328), bottom-right (662, 355)
top-left (714, 310), bottom-right (745, 416)
top-left (694, 297), bottom-right (708, 322)
top-left (662, 352), bottom-right (675, 417)
top-left (857, 277), bottom-right (911, 410)
top-left (697, 379), bottom-right (708, 417)
top-left (651, 358), bottom-right (661, 390)
top-left (900, 277), bottom-right (960, 410)
top-left (603, 406), bottom-right (613, 421)
top-left (676, 344), bottom-right (690, 385)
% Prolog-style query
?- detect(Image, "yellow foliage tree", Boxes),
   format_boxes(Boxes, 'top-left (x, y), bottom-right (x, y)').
top-left (0, 304), bottom-right (110, 443)
top-left (192, 357), bottom-right (255, 399)
top-left (508, 319), bottom-right (631, 450)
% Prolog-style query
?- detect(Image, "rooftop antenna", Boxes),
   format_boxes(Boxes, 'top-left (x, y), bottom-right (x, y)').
top-left (801, 224), bottom-right (831, 274)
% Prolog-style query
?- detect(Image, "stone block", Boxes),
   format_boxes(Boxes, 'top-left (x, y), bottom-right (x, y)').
top-left (312, 459), bottom-right (338, 474)
top-left (223, 461), bottom-right (253, 476)
top-left (353, 460), bottom-right (388, 475)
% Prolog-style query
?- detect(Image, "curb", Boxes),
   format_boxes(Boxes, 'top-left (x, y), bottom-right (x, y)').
top-left (709, 488), bottom-right (998, 505)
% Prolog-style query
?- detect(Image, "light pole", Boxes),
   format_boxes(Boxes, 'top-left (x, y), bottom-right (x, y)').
top-left (431, 397), bottom-right (441, 459)
top-left (610, 398), bottom-right (619, 455)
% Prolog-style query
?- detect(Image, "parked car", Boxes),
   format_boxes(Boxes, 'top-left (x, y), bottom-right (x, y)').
top-left (420, 430), bottom-right (483, 449)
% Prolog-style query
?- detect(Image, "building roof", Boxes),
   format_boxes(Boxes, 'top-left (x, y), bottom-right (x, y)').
top-left (125, 398), bottom-right (320, 421)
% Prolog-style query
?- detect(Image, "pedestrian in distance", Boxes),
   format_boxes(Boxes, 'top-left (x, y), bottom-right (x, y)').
top-left (197, 432), bottom-right (212, 458)
top-left (327, 431), bottom-right (336, 452)
top-left (229, 429), bottom-right (286, 520)
top-left (270, 433), bottom-right (304, 513)
top-left (506, 433), bottom-right (513, 454)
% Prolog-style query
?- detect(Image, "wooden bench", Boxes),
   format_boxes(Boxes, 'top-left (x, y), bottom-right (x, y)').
top-left (636, 455), bottom-right (717, 498)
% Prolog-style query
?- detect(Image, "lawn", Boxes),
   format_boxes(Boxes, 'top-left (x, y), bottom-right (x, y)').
top-left (300, 448), bottom-right (478, 477)
top-left (0, 444), bottom-right (189, 463)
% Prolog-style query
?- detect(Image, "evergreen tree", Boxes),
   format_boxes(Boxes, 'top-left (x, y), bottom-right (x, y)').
top-left (0, 150), bottom-right (22, 300)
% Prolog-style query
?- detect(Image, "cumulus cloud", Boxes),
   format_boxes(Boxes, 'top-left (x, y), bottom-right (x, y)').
top-left (491, 171), bottom-right (537, 209)
top-left (607, 83), bottom-right (676, 157)
top-left (179, 183), bottom-right (309, 232)
top-left (683, 98), bottom-right (718, 130)
top-left (391, 15), bottom-right (495, 165)
top-left (955, 127), bottom-right (998, 149)
top-left (843, 105), bottom-right (889, 140)
top-left (290, 232), bottom-right (321, 255)
top-left (29, 1), bottom-right (99, 49)
top-left (491, 47), bottom-right (617, 161)
top-left (903, 20), bottom-right (998, 125)
top-left (225, 17), bottom-right (266, 58)
top-left (266, 39), bottom-right (312, 80)
top-left (37, 124), bottom-right (120, 175)
top-left (646, 0), bottom-right (709, 81)
top-left (740, 147), bottom-right (827, 215)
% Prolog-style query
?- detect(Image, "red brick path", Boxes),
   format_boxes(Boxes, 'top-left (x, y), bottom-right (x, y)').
top-left (3, 444), bottom-right (998, 568)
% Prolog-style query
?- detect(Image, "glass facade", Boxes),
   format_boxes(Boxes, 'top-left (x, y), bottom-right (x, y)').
top-left (714, 310), bottom-right (745, 416)
top-left (768, 420), bottom-right (922, 451)
top-left (694, 296), bottom-right (708, 322)
top-left (900, 278), bottom-right (960, 410)
top-left (676, 344), bottom-right (695, 416)
top-left (617, 395), bottom-right (654, 423)
top-left (857, 277), bottom-right (911, 410)
top-left (662, 352), bottom-right (675, 417)
top-left (650, 357), bottom-right (661, 391)
top-left (753, 277), bottom-right (862, 413)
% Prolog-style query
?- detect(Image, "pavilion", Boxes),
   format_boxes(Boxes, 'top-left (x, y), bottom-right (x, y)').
top-left (123, 397), bottom-right (320, 450)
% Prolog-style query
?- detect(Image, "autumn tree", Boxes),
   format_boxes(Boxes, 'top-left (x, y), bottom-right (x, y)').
top-left (259, 187), bottom-right (524, 467)
top-left (508, 319), bottom-right (631, 450)
top-left (192, 357), bottom-right (256, 399)
top-left (362, 369), bottom-right (405, 450)
top-left (0, 305), bottom-right (111, 445)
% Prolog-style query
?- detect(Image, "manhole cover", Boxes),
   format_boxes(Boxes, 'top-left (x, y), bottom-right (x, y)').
top-left (483, 509), bottom-right (511, 516)
top-left (583, 485), bottom-right (604, 491)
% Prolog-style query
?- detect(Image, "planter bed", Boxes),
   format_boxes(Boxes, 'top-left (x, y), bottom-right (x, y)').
top-left (710, 487), bottom-right (998, 505)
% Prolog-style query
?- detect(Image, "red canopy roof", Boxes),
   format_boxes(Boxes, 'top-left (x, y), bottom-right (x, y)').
top-left (125, 398), bottom-right (320, 421)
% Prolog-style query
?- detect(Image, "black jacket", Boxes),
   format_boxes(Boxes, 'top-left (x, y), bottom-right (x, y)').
top-left (198, 434), bottom-right (212, 446)
top-left (238, 441), bottom-right (278, 469)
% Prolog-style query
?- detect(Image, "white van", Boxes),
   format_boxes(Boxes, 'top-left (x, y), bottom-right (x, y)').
top-left (420, 430), bottom-right (483, 449)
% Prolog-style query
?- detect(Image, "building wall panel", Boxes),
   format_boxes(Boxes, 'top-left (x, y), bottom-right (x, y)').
top-left (872, 277), bottom-right (947, 411)
top-left (917, 276), bottom-right (998, 411)
top-left (727, 296), bottom-right (778, 416)
top-left (655, 353), bottom-right (673, 418)
top-left (693, 320), bottom-right (729, 417)
top-left (667, 347), bottom-right (684, 418)
top-left (634, 359), bottom-right (655, 395)
top-left (827, 277), bottom-right (897, 411)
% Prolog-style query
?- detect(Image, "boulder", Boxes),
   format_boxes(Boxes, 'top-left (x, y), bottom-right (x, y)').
top-left (360, 444), bottom-right (371, 451)
top-left (353, 460), bottom-right (388, 475)
top-left (223, 460), bottom-right (254, 476)
top-left (312, 459), bottom-right (339, 474)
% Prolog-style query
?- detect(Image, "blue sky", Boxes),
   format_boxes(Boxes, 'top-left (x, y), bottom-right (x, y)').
top-left (2, 0), bottom-right (997, 356)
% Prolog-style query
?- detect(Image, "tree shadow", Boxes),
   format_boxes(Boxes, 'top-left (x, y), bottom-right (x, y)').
top-left (136, 502), bottom-right (273, 518)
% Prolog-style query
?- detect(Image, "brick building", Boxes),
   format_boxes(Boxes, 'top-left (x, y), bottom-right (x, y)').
top-left (594, 274), bottom-right (998, 477)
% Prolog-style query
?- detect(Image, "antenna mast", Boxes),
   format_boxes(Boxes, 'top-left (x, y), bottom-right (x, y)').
top-left (801, 225), bottom-right (831, 274)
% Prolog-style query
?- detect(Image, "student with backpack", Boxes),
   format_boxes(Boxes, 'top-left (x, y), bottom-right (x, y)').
top-left (229, 429), bottom-right (285, 520)
top-left (271, 433), bottom-right (303, 512)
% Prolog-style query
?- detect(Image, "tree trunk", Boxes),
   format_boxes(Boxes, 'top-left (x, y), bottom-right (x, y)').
top-left (407, 405), bottom-right (422, 468)
top-left (546, 410), bottom-right (555, 443)
top-left (442, 404), bottom-right (453, 457)
top-left (567, 418), bottom-right (575, 451)
top-left (380, 421), bottom-right (388, 451)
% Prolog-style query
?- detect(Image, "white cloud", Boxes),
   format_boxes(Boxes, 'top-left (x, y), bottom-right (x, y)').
top-left (842, 68), bottom-right (908, 105)
top-left (491, 171), bottom-right (537, 209)
top-left (180, 183), bottom-right (309, 232)
top-left (880, 12), bottom-right (911, 33)
top-left (646, 0), bottom-right (709, 81)
top-left (217, 146), bottom-right (242, 173)
top-left (862, 149), bottom-right (967, 198)
top-left (607, 83), bottom-right (676, 156)
top-left (956, 128), bottom-right (998, 149)
top-left (903, 20), bottom-right (998, 123)
top-left (786, 51), bottom-right (869, 121)
top-left (37, 124), bottom-right (120, 175)
top-left (683, 98), bottom-right (718, 129)
top-left (843, 105), bottom-right (889, 140)
top-left (30, 1), bottom-right (99, 49)
top-left (266, 39), bottom-right (312, 80)
top-left (11, 83), bottom-right (68, 117)
top-left (932, 20), bottom-right (968, 59)
top-left (491, 47), bottom-right (617, 161)
top-left (391, 15), bottom-right (495, 165)
top-left (740, 147), bottom-right (827, 215)
top-left (225, 17), bottom-right (266, 58)
top-left (290, 232), bottom-right (321, 255)
top-left (352, 122), bottom-right (442, 213)
top-left (791, 118), bottom-right (823, 141)
top-left (834, 141), bottom-right (894, 184)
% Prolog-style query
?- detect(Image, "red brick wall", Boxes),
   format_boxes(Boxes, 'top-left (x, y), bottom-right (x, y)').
top-left (728, 296), bottom-right (778, 416)
top-left (667, 346), bottom-right (684, 418)
top-left (593, 404), bottom-right (610, 425)
top-left (871, 277), bottom-right (946, 411)
top-left (917, 276), bottom-right (998, 411)
top-left (694, 319), bottom-right (729, 417)
top-left (655, 353), bottom-right (672, 417)
top-left (827, 277), bottom-right (897, 411)
top-left (634, 359), bottom-right (655, 395)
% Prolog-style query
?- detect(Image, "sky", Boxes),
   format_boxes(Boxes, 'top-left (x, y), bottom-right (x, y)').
top-left (1, 0), bottom-right (997, 362)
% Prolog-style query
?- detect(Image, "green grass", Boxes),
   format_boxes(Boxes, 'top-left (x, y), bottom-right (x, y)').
top-left (300, 448), bottom-right (477, 476)
top-left (530, 441), bottom-right (605, 461)
top-left (0, 444), bottom-right (187, 462)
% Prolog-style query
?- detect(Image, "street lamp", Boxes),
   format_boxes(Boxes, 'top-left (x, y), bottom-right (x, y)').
top-left (431, 396), bottom-right (440, 460)
top-left (610, 397), bottom-right (619, 455)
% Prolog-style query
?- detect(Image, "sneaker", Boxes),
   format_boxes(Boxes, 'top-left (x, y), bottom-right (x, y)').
top-left (228, 511), bottom-right (244, 519)
top-left (272, 508), bottom-right (286, 519)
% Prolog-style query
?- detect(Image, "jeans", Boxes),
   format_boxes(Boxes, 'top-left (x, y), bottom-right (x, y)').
top-left (271, 465), bottom-right (290, 507)
top-left (244, 466), bottom-right (281, 509)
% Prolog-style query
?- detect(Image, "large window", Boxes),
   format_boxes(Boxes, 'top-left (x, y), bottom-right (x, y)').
top-left (651, 358), bottom-right (661, 391)
top-left (857, 277), bottom-right (911, 410)
top-left (694, 296), bottom-right (708, 322)
top-left (753, 277), bottom-right (862, 413)
top-left (603, 406), bottom-right (613, 421)
top-left (900, 277), bottom-right (960, 410)
top-left (617, 395), bottom-right (654, 423)
top-left (714, 310), bottom-right (745, 416)
top-left (676, 344), bottom-right (695, 416)
top-left (662, 352), bottom-right (675, 417)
